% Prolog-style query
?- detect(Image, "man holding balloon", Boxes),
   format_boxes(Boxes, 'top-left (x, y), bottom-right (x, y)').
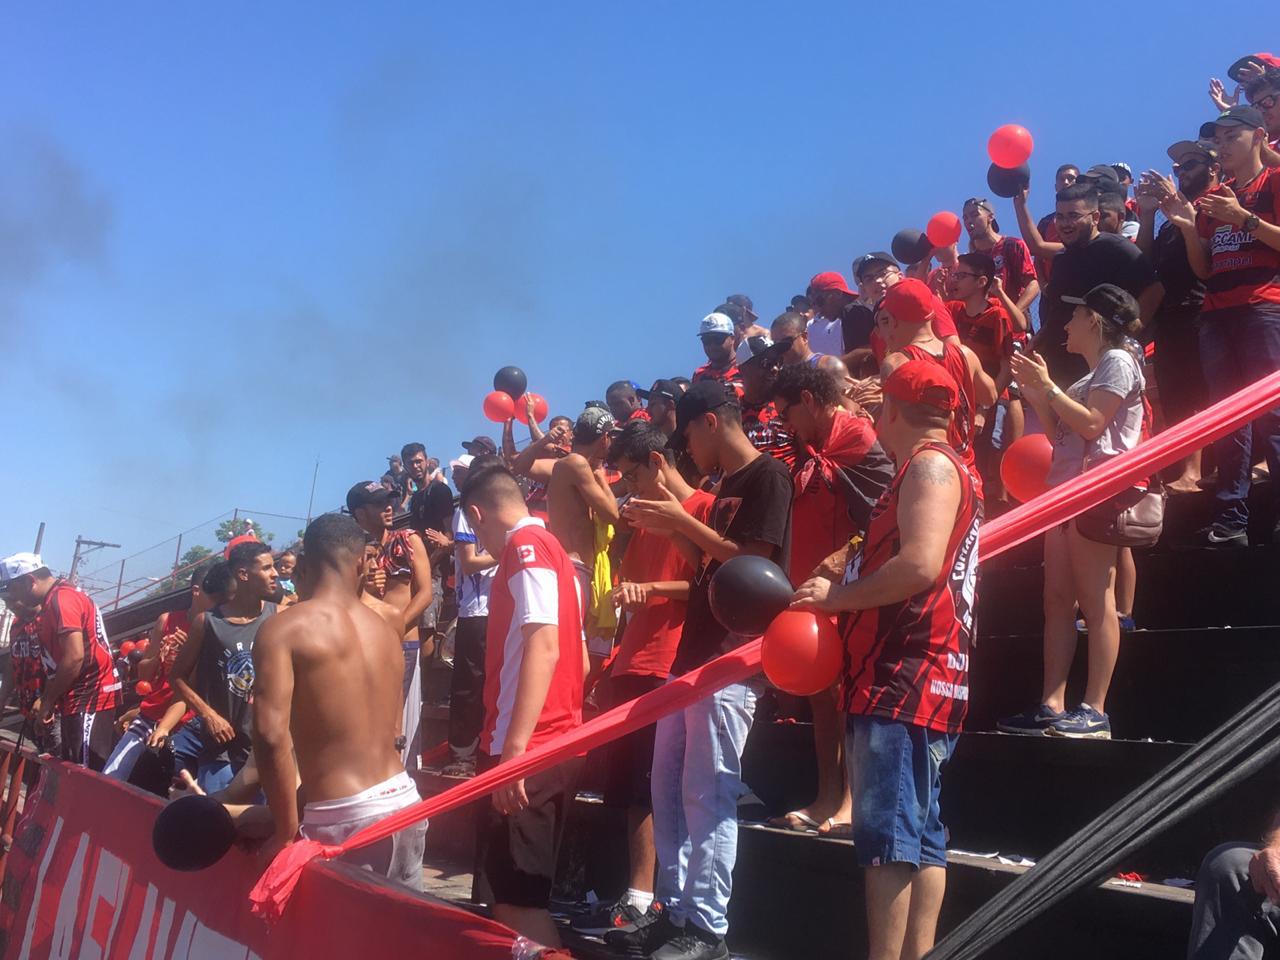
top-left (792, 359), bottom-right (982, 960)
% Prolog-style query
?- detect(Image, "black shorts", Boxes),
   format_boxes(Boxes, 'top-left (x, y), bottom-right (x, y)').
top-left (475, 753), bottom-right (584, 908)
top-left (60, 708), bottom-right (119, 772)
top-left (598, 673), bottom-right (664, 810)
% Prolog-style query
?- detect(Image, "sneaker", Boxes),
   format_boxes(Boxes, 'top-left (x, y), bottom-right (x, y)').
top-left (649, 929), bottom-right (729, 960)
top-left (996, 704), bottom-right (1064, 736)
top-left (570, 896), bottom-right (651, 936)
top-left (1197, 523), bottom-right (1248, 548)
top-left (603, 906), bottom-right (678, 955)
top-left (1047, 704), bottom-right (1112, 740)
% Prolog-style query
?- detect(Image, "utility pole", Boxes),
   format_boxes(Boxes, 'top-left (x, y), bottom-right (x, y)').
top-left (306, 458), bottom-right (320, 525)
top-left (67, 535), bottom-right (121, 586)
top-left (33, 522), bottom-right (46, 555)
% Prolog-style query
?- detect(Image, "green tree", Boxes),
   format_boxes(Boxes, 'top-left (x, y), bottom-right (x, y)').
top-left (215, 517), bottom-right (274, 545)
top-left (172, 544), bottom-right (214, 590)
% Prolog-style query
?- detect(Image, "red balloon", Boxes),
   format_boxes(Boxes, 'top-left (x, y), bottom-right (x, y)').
top-left (135, 680), bottom-right (153, 696)
top-left (926, 211), bottom-right (962, 248)
top-left (1000, 433), bottom-right (1053, 503)
top-left (761, 610), bottom-right (843, 696)
top-left (134, 639), bottom-right (149, 653)
top-left (988, 124), bottom-right (1034, 169)
top-left (482, 390), bottom-right (515, 423)
top-left (513, 392), bottom-right (549, 425)
top-left (120, 641), bottom-right (136, 657)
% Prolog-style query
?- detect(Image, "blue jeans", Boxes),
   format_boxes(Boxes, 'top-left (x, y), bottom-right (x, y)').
top-left (651, 676), bottom-right (762, 938)
top-left (1199, 304), bottom-right (1280, 530)
top-left (845, 714), bottom-right (957, 869)
top-left (104, 716), bottom-right (202, 784)
top-left (170, 717), bottom-right (241, 794)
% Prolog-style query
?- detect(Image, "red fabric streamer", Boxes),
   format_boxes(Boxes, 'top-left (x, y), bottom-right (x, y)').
top-left (251, 367), bottom-right (1280, 921)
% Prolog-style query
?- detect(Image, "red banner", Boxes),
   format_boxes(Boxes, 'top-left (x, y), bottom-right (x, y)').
top-left (0, 759), bottom-right (515, 959)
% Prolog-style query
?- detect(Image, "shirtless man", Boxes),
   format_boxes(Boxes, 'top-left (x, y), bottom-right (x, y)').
top-left (547, 407), bottom-right (621, 653)
top-left (252, 513), bottom-right (425, 885)
top-left (347, 480), bottom-right (432, 771)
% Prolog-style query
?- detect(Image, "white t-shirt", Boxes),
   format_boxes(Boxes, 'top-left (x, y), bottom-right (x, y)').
top-left (806, 316), bottom-right (844, 357)
top-left (452, 507), bottom-right (496, 618)
top-left (1047, 347), bottom-right (1145, 487)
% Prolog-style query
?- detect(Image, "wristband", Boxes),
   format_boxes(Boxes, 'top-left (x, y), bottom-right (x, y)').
top-left (1046, 385), bottom-right (1063, 401)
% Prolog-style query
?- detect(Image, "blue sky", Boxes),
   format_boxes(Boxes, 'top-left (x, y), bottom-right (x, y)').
top-left (0, 3), bottom-right (1265, 579)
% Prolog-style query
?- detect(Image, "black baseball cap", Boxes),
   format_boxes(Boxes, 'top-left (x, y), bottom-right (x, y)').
top-left (1166, 139), bottom-right (1220, 164)
top-left (637, 379), bottom-right (680, 404)
top-left (852, 251), bottom-right (898, 281)
top-left (1061, 283), bottom-right (1140, 329)
top-left (740, 335), bottom-right (794, 368)
top-left (725, 293), bottom-right (757, 321)
top-left (1078, 164), bottom-right (1120, 184)
top-left (1200, 105), bottom-right (1267, 140)
top-left (1228, 53), bottom-right (1280, 84)
top-left (461, 435), bottom-right (498, 455)
top-left (669, 380), bottom-right (739, 450)
top-left (346, 481), bottom-right (395, 513)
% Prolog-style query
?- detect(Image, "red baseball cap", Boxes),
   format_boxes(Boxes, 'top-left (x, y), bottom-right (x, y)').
top-left (883, 359), bottom-right (959, 412)
top-left (1228, 53), bottom-right (1280, 83)
top-left (880, 278), bottom-right (936, 326)
top-left (808, 271), bottom-right (854, 296)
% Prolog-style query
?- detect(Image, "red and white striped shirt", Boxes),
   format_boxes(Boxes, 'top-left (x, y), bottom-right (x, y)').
top-left (481, 517), bottom-right (585, 756)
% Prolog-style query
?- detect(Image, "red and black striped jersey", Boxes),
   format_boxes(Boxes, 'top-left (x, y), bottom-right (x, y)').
top-left (36, 581), bottom-right (121, 714)
top-left (742, 401), bottom-right (797, 469)
top-left (899, 342), bottom-right (980, 492)
top-left (9, 615), bottom-right (44, 714)
top-left (692, 361), bottom-right (744, 399)
top-left (841, 442), bottom-right (982, 734)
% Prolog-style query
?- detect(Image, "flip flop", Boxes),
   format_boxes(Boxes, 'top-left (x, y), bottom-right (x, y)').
top-left (767, 810), bottom-right (821, 832)
top-left (818, 819), bottom-right (854, 838)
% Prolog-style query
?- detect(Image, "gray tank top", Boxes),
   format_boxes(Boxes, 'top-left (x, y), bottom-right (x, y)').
top-left (198, 602), bottom-right (277, 743)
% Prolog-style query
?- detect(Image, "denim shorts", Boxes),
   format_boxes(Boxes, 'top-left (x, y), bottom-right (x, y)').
top-left (845, 714), bottom-right (958, 869)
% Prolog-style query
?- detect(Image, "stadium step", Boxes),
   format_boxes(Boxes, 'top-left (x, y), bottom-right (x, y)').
top-left (976, 544), bottom-right (1280, 636)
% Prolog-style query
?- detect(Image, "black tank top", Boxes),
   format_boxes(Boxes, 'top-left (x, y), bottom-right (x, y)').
top-left (199, 602), bottom-right (277, 742)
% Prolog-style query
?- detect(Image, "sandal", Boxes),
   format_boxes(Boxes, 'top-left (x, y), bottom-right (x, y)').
top-left (818, 818), bottom-right (854, 838)
top-left (767, 810), bottom-right (821, 832)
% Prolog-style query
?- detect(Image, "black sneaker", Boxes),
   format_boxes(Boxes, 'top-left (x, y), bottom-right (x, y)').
top-left (1047, 704), bottom-right (1112, 740)
top-left (440, 754), bottom-right (476, 778)
top-left (1197, 523), bottom-right (1248, 548)
top-left (603, 905), bottom-right (677, 956)
top-left (570, 896), bottom-right (649, 936)
top-left (649, 927), bottom-right (729, 960)
top-left (996, 704), bottom-right (1064, 736)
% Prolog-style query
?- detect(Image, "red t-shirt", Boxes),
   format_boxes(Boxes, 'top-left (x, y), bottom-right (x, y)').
top-left (842, 443), bottom-right (982, 734)
top-left (1196, 166), bottom-right (1280, 312)
top-left (692, 361), bottom-right (744, 399)
top-left (628, 408), bottom-right (652, 422)
top-left (946, 298), bottom-right (1014, 378)
top-left (1035, 214), bottom-right (1061, 284)
top-left (613, 491), bottom-right (714, 678)
top-left (9, 615), bottom-right (44, 715)
top-left (138, 609), bottom-right (196, 724)
top-left (481, 518), bottom-right (585, 756)
top-left (36, 581), bottom-right (121, 714)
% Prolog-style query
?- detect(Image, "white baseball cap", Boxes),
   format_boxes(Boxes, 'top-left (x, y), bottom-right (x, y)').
top-left (697, 313), bottom-right (734, 338)
top-left (449, 454), bottom-right (475, 473)
top-left (0, 552), bottom-right (48, 589)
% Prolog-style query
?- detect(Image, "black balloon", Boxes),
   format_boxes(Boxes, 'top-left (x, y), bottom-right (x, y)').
top-left (493, 366), bottom-right (528, 400)
top-left (127, 649), bottom-right (145, 666)
top-left (891, 229), bottom-right (932, 266)
top-left (152, 795), bottom-right (236, 871)
top-left (987, 162), bottom-right (1031, 199)
top-left (709, 555), bottom-right (794, 636)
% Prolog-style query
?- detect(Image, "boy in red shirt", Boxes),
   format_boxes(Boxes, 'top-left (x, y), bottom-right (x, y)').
top-left (946, 253), bottom-right (1030, 498)
top-left (464, 467), bottom-right (586, 949)
top-left (1, 552), bottom-right (121, 770)
top-left (571, 420), bottom-right (714, 937)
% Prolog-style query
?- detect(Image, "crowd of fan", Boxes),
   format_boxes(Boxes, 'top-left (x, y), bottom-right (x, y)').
top-left (3, 51), bottom-right (1280, 960)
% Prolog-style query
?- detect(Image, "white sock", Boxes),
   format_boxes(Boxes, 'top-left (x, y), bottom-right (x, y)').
top-left (624, 888), bottom-right (654, 912)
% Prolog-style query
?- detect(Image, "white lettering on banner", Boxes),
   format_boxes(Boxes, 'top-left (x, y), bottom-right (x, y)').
top-left (20, 815), bottom-right (65, 959)
top-left (77, 848), bottom-right (130, 960)
top-left (929, 678), bottom-right (970, 701)
top-left (50, 832), bottom-right (90, 959)
top-left (124, 884), bottom-right (159, 960)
